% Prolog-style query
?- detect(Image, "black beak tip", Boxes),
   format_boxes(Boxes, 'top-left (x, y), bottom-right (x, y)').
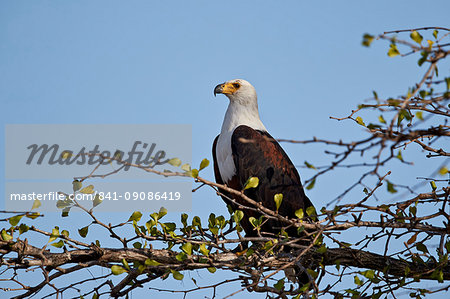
top-left (214, 83), bottom-right (223, 97)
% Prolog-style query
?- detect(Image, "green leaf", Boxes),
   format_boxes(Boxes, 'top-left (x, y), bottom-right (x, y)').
top-left (431, 269), bottom-right (444, 283)
top-left (181, 163), bottom-right (191, 172)
top-left (199, 243), bottom-right (210, 256)
top-left (387, 98), bottom-right (401, 106)
top-left (307, 269), bottom-right (319, 279)
top-left (234, 210), bottom-right (244, 223)
top-left (335, 259), bottom-right (341, 271)
top-left (1, 229), bottom-right (13, 241)
top-left (31, 200), bottom-right (41, 210)
top-left (387, 43), bottom-right (400, 57)
top-left (439, 166), bottom-right (448, 175)
top-left (410, 205), bottom-right (418, 218)
top-left (133, 242), bottom-right (142, 249)
top-left (396, 150), bottom-right (404, 162)
top-left (18, 223), bottom-right (29, 234)
top-left (410, 31), bottom-right (423, 44)
top-left (207, 267), bottom-right (216, 273)
top-left (168, 158), bottom-right (182, 167)
top-left (26, 212), bottom-right (40, 219)
top-left (433, 30), bottom-right (438, 39)
top-left (263, 240), bottom-right (275, 253)
top-left (430, 181), bottom-right (437, 191)
top-left (56, 199), bottom-right (72, 209)
top-left (144, 258), bottom-right (161, 266)
top-left (199, 158), bottom-right (209, 170)
top-left (78, 226), bottom-right (89, 238)
top-left (416, 242), bottom-right (429, 254)
top-left (387, 181), bottom-right (397, 193)
top-left (355, 116), bottom-right (366, 127)
top-left (354, 275), bottom-right (363, 286)
top-left (175, 252), bottom-right (187, 261)
top-left (181, 213), bottom-right (188, 227)
top-left (367, 123), bottom-right (381, 130)
top-left (249, 217), bottom-right (258, 228)
top-left (317, 244), bottom-right (327, 254)
top-left (111, 265), bottom-right (127, 275)
top-left (181, 242), bottom-right (192, 255)
top-left (361, 270), bottom-right (375, 280)
top-left (162, 222), bottom-right (176, 232)
top-left (246, 248), bottom-right (255, 257)
top-left (49, 227), bottom-right (59, 243)
top-left (61, 207), bottom-right (70, 217)
top-left (192, 216), bottom-right (201, 227)
top-left (150, 212), bottom-right (159, 222)
top-left (274, 193), bottom-right (283, 211)
top-left (361, 33), bottom-right (374, 47)
top-left (209, 227), bottom-right (219, 235)
top-left (304, 161), bottom-right (316, 170)
top-left (216, 215), bottom-right (226, 229)
top-left (418, 51), bottom-right (429, 66)
top-left (226, 204), bottom-right (234, 215)
top-left (306, 206), bottom-right (317, 217)
top-left (295, 208), bottom-right (304, 219)
top-left (244, 177), bottom-right (259, 190)
top-left (378, 115), bottom-right (386, 124)
top-left (158, 207), bottom-right (168, 218)
top-left (415, 111), bottom-right (423, 120)
top-left (128, 211), bottom-right (143, 222)
top-left (79, 185), bottom-right (94, 194)
top-left (186, 168), bottom-right (199, 178)
top-left (92, 194), bottom-right (103, 207)
top-left (373, 90), bottom-right (379, 100)
top-left (398, 110), bottom-right (412, 127)
top-left (420, 89), bottom-right (428, 99)
top-left (122, 259), bottom-right (130, 271)
top-left (445, 77), bottom-right (450, 90)
top-left (171, 270), bottom-right (184, 280)
top-left (61, 230), bottom-right (69, 238)
top-left (113, 150), bottom-right (123, 160)
top-left (72, 180), bottom-right (82, 192)
top-left (306, 177), bottom-right (316, 190)
top-left (274, 278), bottom-right (285, 291)
top-left (9, 215), bottom-right (23, 226)
top-left (50, 240), bottom-right (64, 248)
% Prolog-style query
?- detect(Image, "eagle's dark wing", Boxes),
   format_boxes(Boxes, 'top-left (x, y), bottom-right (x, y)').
top-left (212, 134), bottom-right (256, 236)
top-left (231, 125), bottom-right (314, 236)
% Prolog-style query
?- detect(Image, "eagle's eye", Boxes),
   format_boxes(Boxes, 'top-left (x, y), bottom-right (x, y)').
top-left (233, 83), bottom-right (240, 89)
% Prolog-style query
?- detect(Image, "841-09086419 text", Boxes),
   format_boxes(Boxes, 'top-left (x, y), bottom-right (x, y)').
top-left (98, 191), bottom-right (181, 201)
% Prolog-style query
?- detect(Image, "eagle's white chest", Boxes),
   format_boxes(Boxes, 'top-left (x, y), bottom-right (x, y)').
top-left (216, 102), bottom-right (267, 183)
top-left (216, 131), bottom-right (235, 183)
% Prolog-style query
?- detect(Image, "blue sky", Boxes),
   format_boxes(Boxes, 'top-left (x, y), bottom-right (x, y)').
top-left (1, 1), bottom-right (449, 298)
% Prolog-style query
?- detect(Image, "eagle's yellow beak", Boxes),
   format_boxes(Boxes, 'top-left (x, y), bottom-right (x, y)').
top-left (214, 82), bottom-right (238, 96)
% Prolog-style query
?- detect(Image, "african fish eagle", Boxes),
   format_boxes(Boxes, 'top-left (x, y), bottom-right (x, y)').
top-left (212, 79), bottom-right (314, 239)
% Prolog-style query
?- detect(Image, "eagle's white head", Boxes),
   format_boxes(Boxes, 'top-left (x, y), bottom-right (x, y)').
top-left (214, 79), bottom-right (257, 106)
top-left (214, 79), bottom-right (266, 134)
top-left (214, 79), bottom-right (267, 182)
